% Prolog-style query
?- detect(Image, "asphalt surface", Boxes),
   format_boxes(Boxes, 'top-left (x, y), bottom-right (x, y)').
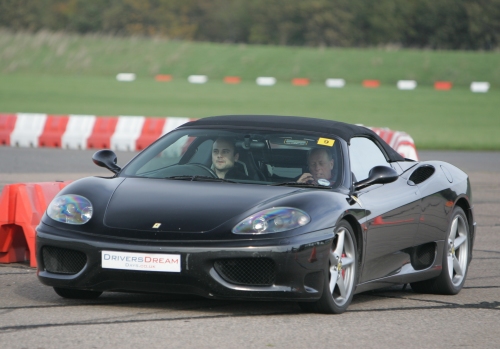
top-left (0, 147), bottom-right (499, 348)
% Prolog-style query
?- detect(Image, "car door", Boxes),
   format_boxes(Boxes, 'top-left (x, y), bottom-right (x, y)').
top-left (349, 137), bottom-right (422, 284)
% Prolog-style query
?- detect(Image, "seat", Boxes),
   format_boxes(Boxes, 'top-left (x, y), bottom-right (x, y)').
top-left (236, 150), bottom-right (266, 181)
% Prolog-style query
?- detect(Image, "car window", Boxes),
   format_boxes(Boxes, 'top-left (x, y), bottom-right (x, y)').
top-left (349, 137), bottom-right (389, 181)
top-left (121, 128), bottom-right (343, 189)
top-left (188, 139), bottom-right (213, 165)
top-left (135, 135), bottom-right (191, 174)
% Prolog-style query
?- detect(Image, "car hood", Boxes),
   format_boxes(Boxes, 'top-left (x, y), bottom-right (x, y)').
top-left (103, 178), bottom-right (302, 233)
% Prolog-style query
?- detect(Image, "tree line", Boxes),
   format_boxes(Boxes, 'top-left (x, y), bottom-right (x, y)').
top-left (1, 0), bottom-right (499, 50)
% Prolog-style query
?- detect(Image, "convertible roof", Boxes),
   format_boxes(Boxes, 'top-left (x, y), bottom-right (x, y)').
top-left (181, 115), bottom-right (405, 162)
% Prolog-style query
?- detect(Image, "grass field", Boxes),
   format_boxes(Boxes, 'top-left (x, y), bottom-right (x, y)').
top-left (1, 74), bottom-right (498, 150)
top-left (1, 31), bottom-right (500, 87)
top-left (1, 31), bottom-right (499, 150)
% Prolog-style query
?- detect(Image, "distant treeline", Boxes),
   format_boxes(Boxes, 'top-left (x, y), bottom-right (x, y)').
top-left (1, 0), bottom-right (499, 50)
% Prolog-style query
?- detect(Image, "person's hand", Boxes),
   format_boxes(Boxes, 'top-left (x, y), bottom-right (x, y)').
top-left (297, 173), bottom-right (315, 184)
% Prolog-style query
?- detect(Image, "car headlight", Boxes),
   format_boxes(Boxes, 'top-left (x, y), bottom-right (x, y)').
top-left (47, 194), bottom-right (93, 225)
top-left (232, 207), bottom-right (310, 234)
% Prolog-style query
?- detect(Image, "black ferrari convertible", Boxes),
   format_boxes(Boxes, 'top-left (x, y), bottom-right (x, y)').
top-left (36, 115), bottom-right (475, 314)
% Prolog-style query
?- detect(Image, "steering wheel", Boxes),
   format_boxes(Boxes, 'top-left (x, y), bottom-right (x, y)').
top-left (191, 163), bottom-right (217, 178)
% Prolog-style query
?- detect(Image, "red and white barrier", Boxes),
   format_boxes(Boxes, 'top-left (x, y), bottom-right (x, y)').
top-left (136, 117), bottom-right (166, 151)
top-left (116, 73), bottom-right (136, 82)
top-left (325, 79), bottom-right (346, 88)
top-left (470, 82), bottom-right (490, 93)
top-left (292, 78), bottom-right (310, 86)
top-left (224, 76), bottom-right (241, 84)
top-left (397, 80), bottom-right (417, 90)
top-left (369, 127), bottom-right (419, 161)
top-left (39, 115), bottom-right (70, 148)
top-left (363, 80), bottom-right (380, 88)
top-left (155, 74), bottom-right (172, 82)
top-left (188, 75), bottom-right (208, 84)
top-left (111, 116), bottom-right (146, 152)
top-left (0, 113), bottom-right (17, 145)
top-left (1, 114), bottom-right (194, 152)
top-left (256, 77), bottom-right (276, 86)
top-left (87, 117), bottom-right (118, 149)
top-left (434, 81), bottom-right (452, 90)
top-left (62, 115), bottom-right (97, 150)
top-left (10, 113), bottom-right (47, 147)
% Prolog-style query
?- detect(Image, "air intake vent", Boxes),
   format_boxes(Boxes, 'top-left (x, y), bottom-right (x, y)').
top-left (409, 165), bottom-right (435, 185)
top-left (410, 243), bottom-right (436, 270)
top-left (214, 258), bottom-right (276, 286)
top-left (42, 246), bottom-right (87, 275)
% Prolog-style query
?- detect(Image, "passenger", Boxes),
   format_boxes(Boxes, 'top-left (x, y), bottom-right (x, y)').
top-left (212, 138), bottom-right (249, 180)
top-left (297, 148), bottom-right (334, 185)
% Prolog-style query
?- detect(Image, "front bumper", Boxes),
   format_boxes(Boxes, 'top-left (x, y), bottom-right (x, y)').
top-left (36, 223), bottom-right (334, 301)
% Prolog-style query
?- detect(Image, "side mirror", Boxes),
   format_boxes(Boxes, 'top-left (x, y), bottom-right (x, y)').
top-left (92, 149), bottom-right (121, 174)
top-left (354, 166), bottom-right (398, 191)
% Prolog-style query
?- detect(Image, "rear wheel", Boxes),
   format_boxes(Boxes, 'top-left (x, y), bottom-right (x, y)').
top-left (54, 287), bottom-right (102, 299)
top-left (299, 220), bottom-right (358, 314)
top-left (411, 206), bottom-right (470, 294)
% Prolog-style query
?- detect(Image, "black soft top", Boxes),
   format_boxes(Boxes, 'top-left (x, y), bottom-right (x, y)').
top-left (181, 115), bottom-right (405, 162)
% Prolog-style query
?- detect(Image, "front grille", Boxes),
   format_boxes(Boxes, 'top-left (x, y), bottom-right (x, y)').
top-left (42, 246), bottom-right (87, 275)
top-left (409, 165), bottom-right (435, 184)
top-left (214, 258), bottom-right (276, 286)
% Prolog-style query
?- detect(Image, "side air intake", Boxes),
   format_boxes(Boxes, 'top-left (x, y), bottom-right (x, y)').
top-left (410, 243), bottom-right (436, 270)
top-left (409, 165), bottom-right (435, 185)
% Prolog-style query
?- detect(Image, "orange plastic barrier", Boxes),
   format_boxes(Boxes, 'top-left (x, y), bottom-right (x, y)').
top-left (136, 117), bottom-right (166, 151)
top-left (38, 115), bottom-right (69, 148)
top-left (13, 182), bottom-right (70, 267)
top-left (0, 113), bottom-right (17, 146)
top-left (0, 184), bottom-right (28, 263)
top-left (292, 78), bottom-right (310, 86)
top-left (363, 80), bottom-right (381, 88)
top-left (1, 182), bottom-right (73, 266)
top-left (224, 76), bottom-right (241, 84)
top-left (87, 117), bottom-right (118, 149)
top-left (155, 74), bottom-right (173, 82)
top-left (434, 81), bottom-right (453, 90)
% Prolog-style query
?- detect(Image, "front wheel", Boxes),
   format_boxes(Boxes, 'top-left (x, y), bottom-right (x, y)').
top-left (54, 287), bottom-right (102, 299)
top-left (299, 220), bottom-right (358, 314)
top-left (411, 206), bottom-right (470, 294)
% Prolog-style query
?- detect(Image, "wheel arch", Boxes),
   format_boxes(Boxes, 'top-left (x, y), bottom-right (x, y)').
top-left (455, 196), bottom-right (475, 255)
top-left (340, 214), bottom-right (363, 265)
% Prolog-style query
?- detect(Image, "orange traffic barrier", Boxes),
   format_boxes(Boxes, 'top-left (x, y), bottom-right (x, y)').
top-left (136, 117), bottom-right (166, 151)
top-left (224, 76), bottom-right (241, 84)
top-left (0, 113), bottom-right (17, 146)
top-left (0, 184), bottom-right (29, 263)
top-left (1, 182), bottom-right (73, 266)
top-left (155, 74), bottom-right (172, 82)
top-left (292, 78), bottom-right (310, 86)
top-left (434, 81), bottom-right (452, 90)
top-left (39, 115), bottom-right (69, 148)
top-left (363, 80), bottom-right (381, 88)
top-left (11, 182), bottom-right (70, 267)
top-left (87, 117), bottom-right (118, 149)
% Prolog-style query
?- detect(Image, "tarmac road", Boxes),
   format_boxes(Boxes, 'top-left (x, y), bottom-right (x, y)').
top-left (0, 147), bottom-right (499, 348)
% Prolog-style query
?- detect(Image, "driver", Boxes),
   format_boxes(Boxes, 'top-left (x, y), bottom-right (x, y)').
top-left (297, 148), bottom-right (334, 185)
top-left (212, 138), bottom-right (249, 180)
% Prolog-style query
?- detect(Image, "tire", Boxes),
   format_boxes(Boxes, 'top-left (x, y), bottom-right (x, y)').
top-left (299, 220), bottom-right (358, 314)
top-left (54, 287), bottom-right (103, 299)
top-left (411, 206), bottom-right (470, 295)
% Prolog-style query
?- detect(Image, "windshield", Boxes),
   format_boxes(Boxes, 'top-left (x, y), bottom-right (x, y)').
top-left (121, 128), bottom-right (343, 188)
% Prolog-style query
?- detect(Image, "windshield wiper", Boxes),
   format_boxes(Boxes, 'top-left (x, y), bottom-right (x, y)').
top-left (271, 182), bottom-right (331, 189)
top-left (166, 175), bottom-right (236, 183)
